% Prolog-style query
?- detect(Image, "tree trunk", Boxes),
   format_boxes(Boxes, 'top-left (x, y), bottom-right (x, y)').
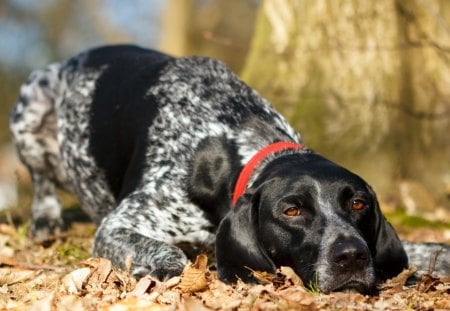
top-left (159, 0), bottom-right (258, 72)
top-left (242, 0), bottom-right (450, 207)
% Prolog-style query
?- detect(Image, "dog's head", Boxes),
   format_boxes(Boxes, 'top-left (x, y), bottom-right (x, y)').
top-left (216, 152), bottom-right (408, 294)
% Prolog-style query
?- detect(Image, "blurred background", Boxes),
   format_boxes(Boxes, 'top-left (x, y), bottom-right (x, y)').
top-left (0, 0), bottom-right (449, 224)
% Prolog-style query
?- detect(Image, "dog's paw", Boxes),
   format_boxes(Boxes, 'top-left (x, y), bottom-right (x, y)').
top-left (132, 262), bottom-right (185, 280)
top-left (131, 247), bottom-right (188, 280)
top-left (30, 217), bottom-right (64, 242)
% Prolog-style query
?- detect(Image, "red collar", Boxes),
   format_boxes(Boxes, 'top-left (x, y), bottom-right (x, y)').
top-left (232, 141), bottom-right (305, 206)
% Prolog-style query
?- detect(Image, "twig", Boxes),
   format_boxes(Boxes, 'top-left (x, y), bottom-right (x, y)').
top-left (0, 257), bottom-right (70, 273)
top-left (427, 248), bottom-right (442, 275)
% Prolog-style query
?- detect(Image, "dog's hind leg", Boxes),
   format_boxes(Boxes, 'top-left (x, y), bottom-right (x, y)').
top-left (10, 64), bottom-right (71, 241)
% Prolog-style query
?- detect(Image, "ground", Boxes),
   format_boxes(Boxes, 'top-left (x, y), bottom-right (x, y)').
top-left (0, 183), bottom-right (449, 310)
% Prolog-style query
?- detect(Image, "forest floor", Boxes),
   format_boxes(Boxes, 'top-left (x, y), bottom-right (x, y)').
top-left (0, 193), bottom-right (449, 311)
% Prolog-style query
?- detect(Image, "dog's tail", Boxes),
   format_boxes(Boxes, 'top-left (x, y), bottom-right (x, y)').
top-left (402, 240), bottom-right (450, 276)
top-left (10, 62), bottom-right (63, 140)
top-left (9, 62), bottom-right (71, 191)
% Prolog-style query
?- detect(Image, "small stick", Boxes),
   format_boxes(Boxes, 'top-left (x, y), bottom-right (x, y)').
top-left (0, 257), bottom-right (69, 273)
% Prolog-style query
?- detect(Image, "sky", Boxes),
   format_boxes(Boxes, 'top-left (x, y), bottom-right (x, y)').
top-left (0, 0), bottom-right (165, 71)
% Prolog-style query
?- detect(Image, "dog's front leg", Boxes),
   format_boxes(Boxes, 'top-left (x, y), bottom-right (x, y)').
top-left (93, 215), bottom-right (188, 280)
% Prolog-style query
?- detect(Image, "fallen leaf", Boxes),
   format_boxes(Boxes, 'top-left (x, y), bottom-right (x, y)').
top-left (277, 287), bottom-right (313, 304)
top-left (101, 297), bottom-right (170, 311)
top-left (416, 273), bottom-right (442, 293)
top-left (164, 276), bottom-right (181, 288)
top-left (27, 292), bottom-right (55, 311)
top-left (0, 235), bottom-right (14, 257)
top-left (246, 267), bottom-right (277, 285)
top-left (125, 254), bottom-right (133, 273)
top-left (58, 294), bottom-right (85, 311)
top-left (180, 296), bottom-right (209, 311)
top-left (128, 275), bottom-right (155, 297)
top-left (0, 268), bottom-right (35, 285)
top-left (81, 257), bottom-right (112, 283)
top-left (0, 224), bottom-right (17, 236)
top-left (439, 275), bottom-right (450, 283)
top-left (279, 266), bottom-right (303, 286)
top-left (178, 255), bottom-right (209, 293)
top-left (157, 290), bottom-right (181, 305)
top-left (62, 267), bottom-right (91, 294)
top-left (192, 254), bottom-right (208, 270)
top-left (199, 279), bottom-right (243, 309)
top-left (379, 266), bottom-right (417, 291)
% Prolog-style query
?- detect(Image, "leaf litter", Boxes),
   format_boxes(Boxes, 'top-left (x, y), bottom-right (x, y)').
top-left (0, 222), bottom-right (448, 310)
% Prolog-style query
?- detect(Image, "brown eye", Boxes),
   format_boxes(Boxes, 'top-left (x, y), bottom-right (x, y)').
top-left (284, 206), bottom-right (301, 217)
top-left (351, 199), bottom-right (366, 211)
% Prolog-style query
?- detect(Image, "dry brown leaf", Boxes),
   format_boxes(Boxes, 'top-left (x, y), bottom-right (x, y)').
top-left (247, 266), bottom-right (294, 288)
top-left (101, 297), bottom-right (171, 311)
top-left (246, 283), bottom-right (277, 301)
top-left (192, 254), bottom-right (208, 270)
top-left (2, 219), bottom-right (449, 310)
top-left (201, 290), bottom-right (242, 310)
top-left (435, 282), bottom-right (450, 293)
top-left (178, 255), bottom-right (209, 293)
top-left (62, 267), bottom-right (91, 294)
top-left (326, 292), bottom-right (368, 310)
top-left (379, 265), bottom-right (417, 291)
top-left (180, 296), bottom-right (210, 311)
top-left (416, 273), bottom-right (442, 293)
top-left (246, 267), bottom-right (278, 285)
top-left (0, 235), bottom-right (14, 257)
top-left (0, 224), bottom-right (16, 236)
top-left (79, 257), bottom-right (136, 294)
top-left (439, 275), bottom-right (450, 283)
top-left (199, 279), bottom-right (243, 309)
top-left (163, 276), bottom-right (181, 288)
top-left (277, 287), bottom-right (313, 304)
top-left (279, 266), bottom-right (303, 286)
top-left (156, 290), bottom-right (181, 305)
top-left (434, 294), bottom-right (450, 309)
top-left (57, 294), bottom-right (85, 311)
top-left (28, 293), bottom-right (55, 311)
top-left (0, 268), bottom-right (35, 285)
top-left (178, 269), bottom-right (208, 293)
top-left (93, 259), bottom-right (113, 283)
top-left (125, 254), bottom-right (133, 273)
top-left (128, 275), bottom-right (155, 297)
top-left (81, 257), bottom-right (113, 283)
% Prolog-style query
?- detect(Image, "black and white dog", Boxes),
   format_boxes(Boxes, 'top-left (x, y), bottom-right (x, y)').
top-left (10, 45), bottom-right (449, 294)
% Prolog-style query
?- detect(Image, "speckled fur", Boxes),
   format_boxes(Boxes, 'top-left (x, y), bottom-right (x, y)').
top-left (10, 46), bottom-right (302, 279)
top-left (10, 45), bottom-right (449, 287)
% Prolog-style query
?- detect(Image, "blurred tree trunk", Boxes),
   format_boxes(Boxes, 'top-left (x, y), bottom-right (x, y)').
top-left (242, 0), bottom-right (450, 207)
top-left (159, 0), bottom-right (194, 55)
top-left (159, 0), bottom-right (258, 72)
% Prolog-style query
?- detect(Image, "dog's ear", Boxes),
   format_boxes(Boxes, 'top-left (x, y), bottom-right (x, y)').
top-left (216, 190), bottom-right (276, 283)
top-left (371, 191), bottom-right (408, 280)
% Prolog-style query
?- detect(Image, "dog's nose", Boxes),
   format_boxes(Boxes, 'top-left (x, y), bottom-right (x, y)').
top-left (332, 239), bottom-right (369, 271)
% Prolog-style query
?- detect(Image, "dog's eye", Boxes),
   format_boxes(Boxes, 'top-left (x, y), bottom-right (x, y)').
top-left (351, 199), bottom-right (366, 211)
top-left (284, 206), bottom-right (301, 217)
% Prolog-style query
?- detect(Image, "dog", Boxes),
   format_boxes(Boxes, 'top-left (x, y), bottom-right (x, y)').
top-left (10, 45), bottom-right (448, 294)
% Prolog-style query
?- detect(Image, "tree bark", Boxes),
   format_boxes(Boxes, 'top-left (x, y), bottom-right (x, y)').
top-left (242, 0), bottom-right (450, 205)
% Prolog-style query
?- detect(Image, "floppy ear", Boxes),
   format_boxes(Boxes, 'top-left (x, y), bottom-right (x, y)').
top-left (216, 192), bottom-right (276, 283)
top-left (371, 192), bottom-right (408, 280)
